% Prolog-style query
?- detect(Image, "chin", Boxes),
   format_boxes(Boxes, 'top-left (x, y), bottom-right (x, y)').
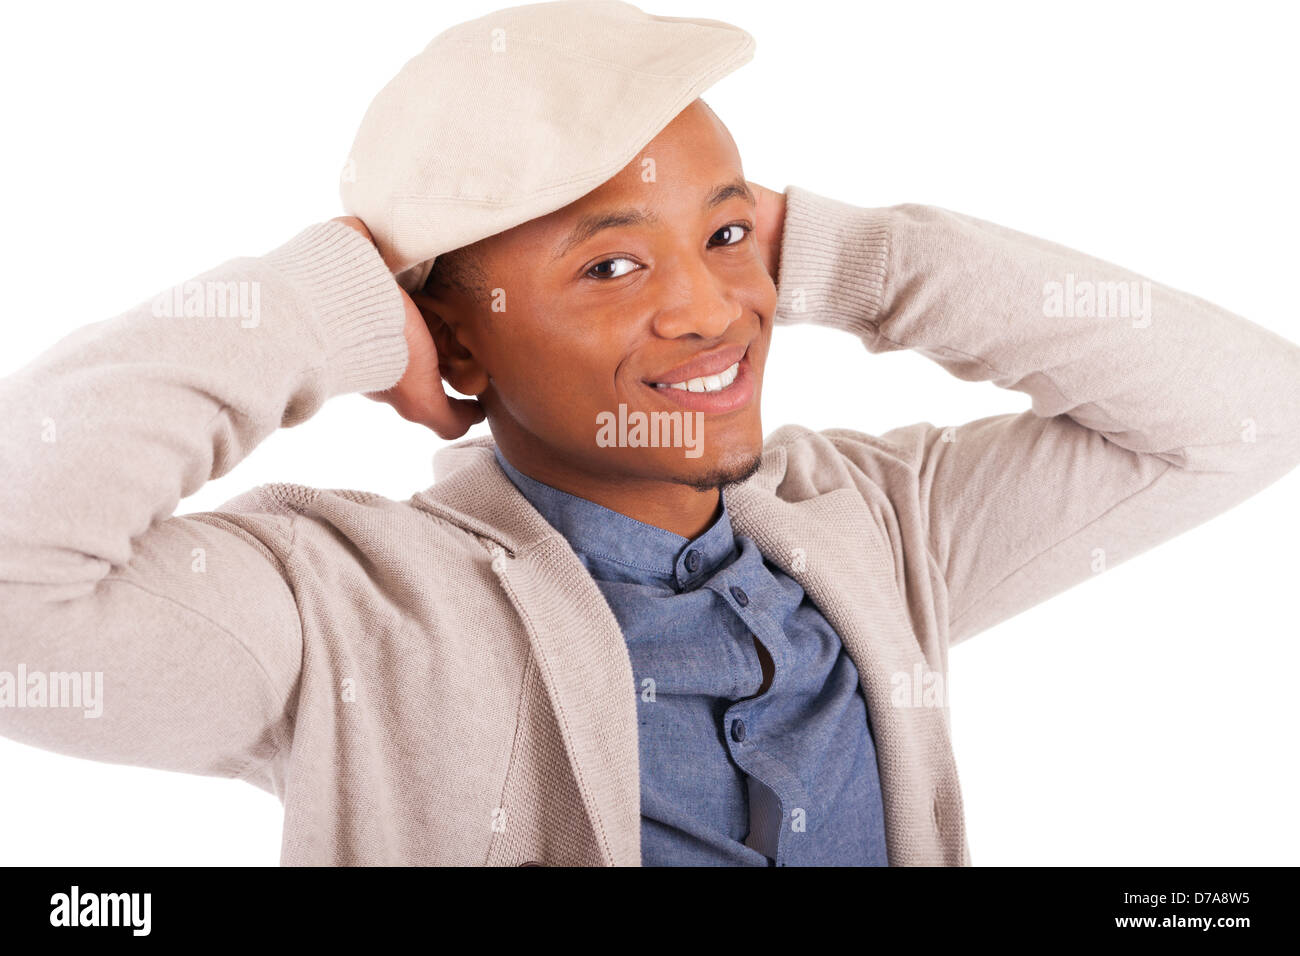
top-left (667, 443), bottom-right (764, 493)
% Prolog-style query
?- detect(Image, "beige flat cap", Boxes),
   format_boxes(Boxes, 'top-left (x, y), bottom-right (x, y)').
top-left (338, 0), bottom-right (755, 293)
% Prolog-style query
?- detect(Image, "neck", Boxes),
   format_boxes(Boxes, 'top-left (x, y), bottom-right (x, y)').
top-left (496, 445), bottom-right (724, 540)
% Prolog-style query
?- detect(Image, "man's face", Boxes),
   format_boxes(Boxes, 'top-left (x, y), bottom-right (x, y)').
top-left (420, 99), bottom-right (775, 493)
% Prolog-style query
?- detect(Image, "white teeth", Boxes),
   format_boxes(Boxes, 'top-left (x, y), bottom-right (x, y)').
top-left (654, 361), bottom-right (740, 393)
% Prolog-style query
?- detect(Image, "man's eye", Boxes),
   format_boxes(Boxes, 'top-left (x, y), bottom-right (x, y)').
top-left (712, 223), bottom-right (750, 246)
top-left (586, 257), bottom-right (639, 280)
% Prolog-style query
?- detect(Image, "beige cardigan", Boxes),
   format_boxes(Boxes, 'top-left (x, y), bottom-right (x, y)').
top-left (3, 186), bottom-right (1298, 865)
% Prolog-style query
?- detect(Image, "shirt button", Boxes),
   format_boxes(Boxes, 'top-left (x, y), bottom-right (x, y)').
top-left (685, 549), bottom-right (701, 573)
top-left (730, 585), bottom-right (749, 606)
top-left (730, 718), bottom-right (747, 742)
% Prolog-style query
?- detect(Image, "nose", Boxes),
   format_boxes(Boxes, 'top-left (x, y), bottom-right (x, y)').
top-left (649, 251), bottom-right (743, 340)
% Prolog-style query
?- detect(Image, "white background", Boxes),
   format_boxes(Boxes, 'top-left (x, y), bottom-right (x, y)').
top-left (0, 0), bottom-right (1296, 866)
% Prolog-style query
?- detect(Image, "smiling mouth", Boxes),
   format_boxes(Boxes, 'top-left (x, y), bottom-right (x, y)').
top-left (650, 361), bottom-right (740, 394)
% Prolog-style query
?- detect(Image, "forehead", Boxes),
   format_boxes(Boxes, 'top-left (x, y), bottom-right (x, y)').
top-left (598, 99), bottom-right (742, 196)
top-left (489, 101), bottom-right (743, 253)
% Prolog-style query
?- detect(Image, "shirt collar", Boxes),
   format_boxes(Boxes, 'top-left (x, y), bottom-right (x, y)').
top-left (492, 446), bottom-right (735, 591)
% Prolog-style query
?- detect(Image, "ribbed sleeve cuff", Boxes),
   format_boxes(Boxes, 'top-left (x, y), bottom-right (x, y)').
top-left (261, 221), bottom-right (410, 397)
top-left (774, 185), bottom-right (893, 336)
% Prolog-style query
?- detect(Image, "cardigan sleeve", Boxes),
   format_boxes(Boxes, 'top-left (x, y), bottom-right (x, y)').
top-left (0, 221), bottom-right (408, 777)
top-left (773, 185), bottom-right (1300, 646)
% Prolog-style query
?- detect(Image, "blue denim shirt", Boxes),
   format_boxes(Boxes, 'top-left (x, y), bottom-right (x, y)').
top-left (494, 448), bottom-right (888, 866)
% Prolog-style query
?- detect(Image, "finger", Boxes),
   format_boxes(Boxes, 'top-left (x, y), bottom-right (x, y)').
top-left (331, 215), bottom-right (374, 243)
top-left (423, 394), bottom-right (486, 439)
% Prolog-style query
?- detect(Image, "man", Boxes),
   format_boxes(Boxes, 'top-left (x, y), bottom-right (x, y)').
top-left (2, 2), bottom-right (1298, 866)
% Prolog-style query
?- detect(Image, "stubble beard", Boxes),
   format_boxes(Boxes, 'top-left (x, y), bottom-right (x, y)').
top-left (668, 448), bottom-right (764, 493)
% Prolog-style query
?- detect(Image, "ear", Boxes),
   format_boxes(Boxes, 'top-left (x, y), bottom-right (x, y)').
top-left (409, 289), bottom-right (491, 398)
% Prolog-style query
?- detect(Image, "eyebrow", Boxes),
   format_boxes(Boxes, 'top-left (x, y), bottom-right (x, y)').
top-left (551, 176), bottom-right (755, 261)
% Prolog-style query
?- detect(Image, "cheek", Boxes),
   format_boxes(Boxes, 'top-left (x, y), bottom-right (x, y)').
top-left (492, 327), bottom-right (626, 436)
top-left (745, 262), bottom-right (779, 316)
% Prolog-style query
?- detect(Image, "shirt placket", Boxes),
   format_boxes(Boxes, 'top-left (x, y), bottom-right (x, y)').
top-left (706, 559), bottom-right (813, 866)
